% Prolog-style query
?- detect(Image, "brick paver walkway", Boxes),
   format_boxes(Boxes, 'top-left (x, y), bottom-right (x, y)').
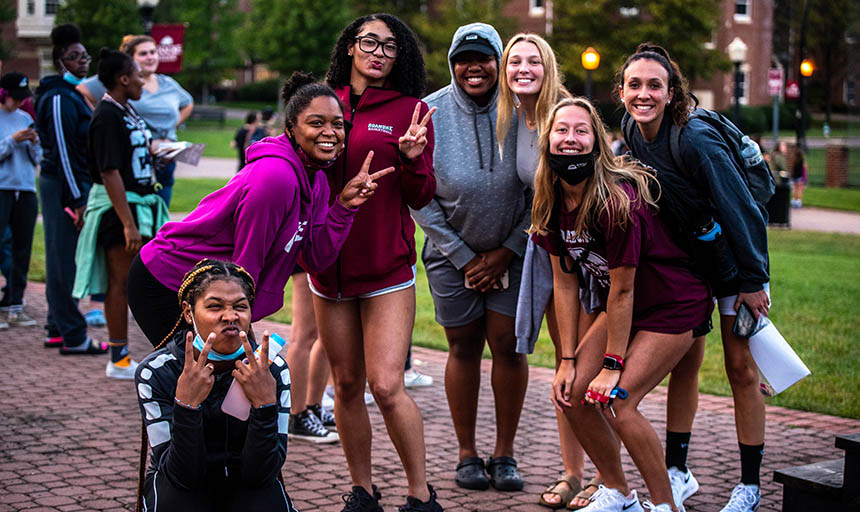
top-left (1, 282), bottom-right (857, 511)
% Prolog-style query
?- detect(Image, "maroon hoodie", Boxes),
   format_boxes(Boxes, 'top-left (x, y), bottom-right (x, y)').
top-left (306, 85), bottom-right (435, 298)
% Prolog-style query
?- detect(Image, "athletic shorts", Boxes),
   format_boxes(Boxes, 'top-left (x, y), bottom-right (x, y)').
top-left (422, 240), bottom-right (523, 328)
top-left (308, 265), bottom-right (417, 301)
top-left (716, 282), bottom-right (771, 316)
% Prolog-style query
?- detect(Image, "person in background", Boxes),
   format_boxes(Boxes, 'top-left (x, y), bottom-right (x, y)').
top-left (414, 23), bottom-right (529, 493)
top-left (0, 72), bottom-right (42, 330)
top-left (232, 111), bottom-right (259, 171)
top-left (791, 147), bottom-right (806, 208)
top-left (35, 23), bottom-right (104, 353)
top-left (79, 34), bottom-right (194, 207)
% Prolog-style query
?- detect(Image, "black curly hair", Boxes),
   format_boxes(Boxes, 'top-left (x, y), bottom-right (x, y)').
top-left (281, 71), bottom-right (341, 131)
top-left (97, 48), bottom-right (134, 90)
top-left (50, 23), bottom-right (83, 71)
top-left (326, 13), bottom-right (427, 99)
top-left (616, 42), bottom-right (693, 127)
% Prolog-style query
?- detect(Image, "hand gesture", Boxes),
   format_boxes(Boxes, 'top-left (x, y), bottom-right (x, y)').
top-left (735, 289), bottom-right (770, 320)
top-left (232, 331), bottom-right (277, 408)
top-left (465, 248), bottom-right (515, 292)
top-left (338, 150), bottom-right (395, 209)
top-left (12, 128), bottom-right (37, 144)
top-left (397, 103), bottom-right (436, 161)
top-left (175, 331), bottom-right (216, 408)
top-left (123, 223), bottom-right (143, 254)
top-left (584, 368), bottom-right (621, 409)
top-left (73, 206), bottom-right (85, 231)
top-left (551, 358), bottom-right (576, 412)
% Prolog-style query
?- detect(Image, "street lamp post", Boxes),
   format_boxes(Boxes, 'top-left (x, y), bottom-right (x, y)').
top-left (727, 37), bottom-right (748, 128)
top-left (136, 0), bottom-right (159, 35)
top-left (798, 58), bottom-right (814, 151)
top-left (581, 47), bottom-right (599, 99)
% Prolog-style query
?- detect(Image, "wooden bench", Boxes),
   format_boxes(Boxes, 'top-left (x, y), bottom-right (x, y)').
top-left (774, 433), bottom-right (860, 511)
top-left (187, 106), bottom-right (226, 127)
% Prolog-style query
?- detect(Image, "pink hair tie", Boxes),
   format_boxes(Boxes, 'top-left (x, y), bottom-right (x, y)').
top-left (0, 88), bottom-right (8, 103)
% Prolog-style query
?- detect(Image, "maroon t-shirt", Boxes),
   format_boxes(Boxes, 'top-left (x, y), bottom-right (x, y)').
top-left (533, 183), bottom-right (712, 334)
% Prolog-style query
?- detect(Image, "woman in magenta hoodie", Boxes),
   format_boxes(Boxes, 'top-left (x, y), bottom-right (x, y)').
top-left (127, 72), bottom-right (392, 350)
top-left (307, 13), bottom-right (441, 512)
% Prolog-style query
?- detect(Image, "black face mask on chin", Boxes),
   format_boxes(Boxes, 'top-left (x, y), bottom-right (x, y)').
top-left (547, 148), bottom-right (596, 186)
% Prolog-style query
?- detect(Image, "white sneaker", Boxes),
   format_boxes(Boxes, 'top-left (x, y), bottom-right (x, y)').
top-left (404, 369), bottom-right (433, 388)
top-left (322, 385), bottom-right (375, 406)
top-left (668, 466), bottom-right (698, 510)
top-left (579, 485), bottom-right (643, 512)
top-left (7, 310), bottom-right (37, 327)
top-left (106, 359), bottom-right (139, 380)
top-left (642, 502), bottom-right (673, 512)
top-left (0, 320), bottom-right (8, 329)
top-left (720, 483), bottom-right (761, 512)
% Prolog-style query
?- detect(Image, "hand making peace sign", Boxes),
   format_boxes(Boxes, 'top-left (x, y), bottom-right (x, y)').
top-left (338, 150), bottom-right (396, 209)
top-left (232, 331), bottom-right (277, 408)
top-left (175, 331), bottom-right (216, 408)
top-left (397, 102), bottom-right (437, 161)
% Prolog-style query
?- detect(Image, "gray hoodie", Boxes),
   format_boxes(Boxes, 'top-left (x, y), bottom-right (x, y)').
top-left (411, 23), bottom-right (529, 270)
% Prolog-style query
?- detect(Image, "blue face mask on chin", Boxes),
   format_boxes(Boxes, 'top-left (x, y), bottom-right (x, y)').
top-left (63, 71), bottom-right (84, 86)
top-left (190, 315), bottom-right (246, 362)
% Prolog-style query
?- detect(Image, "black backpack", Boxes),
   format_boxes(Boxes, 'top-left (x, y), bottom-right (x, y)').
top-left (622, 106), bottom-right (775, 209)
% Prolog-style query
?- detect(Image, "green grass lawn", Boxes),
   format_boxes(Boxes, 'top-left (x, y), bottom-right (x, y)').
top-left (170, 178), bottom-right (229, 212)
top-left (802, 186), bottom-right (860, 212)
top-left (177, 119), bottom-right (243, 159)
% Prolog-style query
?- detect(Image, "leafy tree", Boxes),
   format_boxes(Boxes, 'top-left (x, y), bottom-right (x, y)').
top-left (552, 0), bottom-right (728, 98)
top-left (241, 0), bottom-right (354, 79)
top-left (0, 0), bottom-right (15, 60)
top-left (55, 0), bottom-right (140, 67)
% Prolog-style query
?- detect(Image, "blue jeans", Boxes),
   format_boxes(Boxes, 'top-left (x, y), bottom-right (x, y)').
top-left (0, 191), bottom-right (38, 305)
top-left (39, 175), bottom-right (87, 344)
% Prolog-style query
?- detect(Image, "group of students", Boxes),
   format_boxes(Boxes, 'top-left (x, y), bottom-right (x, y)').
top-left (0, 13), bottom-right (774, 512)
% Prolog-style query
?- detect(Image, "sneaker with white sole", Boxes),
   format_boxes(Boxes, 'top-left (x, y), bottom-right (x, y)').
top-left (288, 409), bottom-right (339, 444)
top-left (7, 310), bottom-right (37, 327)
top-left (106, 358), bottom-right (139, 380)
top-left (0, 319), bottom-right (8, 330)
top-left (720, 483), bottom-right (760, 512)
top-left (668, 466), bottom-right (698, 510)
top-left (308, 402), bottom-right (336, 429)
top-left (579, 486), bottom-right (643, 512)
top-left (642, 502), bottom-right (673, 512)
top-left (404, 370), bottom-right (433, 388)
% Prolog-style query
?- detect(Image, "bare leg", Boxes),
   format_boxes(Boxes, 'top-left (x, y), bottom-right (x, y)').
top-left (361, 287), bottom-right (430, 501)
top-left (313, 296), bottom-right (372, 493)
top-left (443, 318), bottom-right (485, 461)
top-left (104, 245), bottom-right (136, 341)
top-left (285, 274), bottom-right (317, 415)
top-left (306, 337), bottom-right (330, 405)
top-left (666, 335), bottom-right (705, 432)
top-left (720, 316), bottom-right (765, 445)
top-left (485, 309), bottom-right (528, 458)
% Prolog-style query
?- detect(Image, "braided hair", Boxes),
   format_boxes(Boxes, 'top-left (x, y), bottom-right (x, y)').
top-left (326, 13), bottom-right (427, 99)
top-left (136, 259), bottom-right (256, 512)
top-left (616, 42), bottom-right (693, 127)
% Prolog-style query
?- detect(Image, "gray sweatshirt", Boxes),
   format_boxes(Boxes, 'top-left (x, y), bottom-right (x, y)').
top-left (0, 109), bottom-right (41, 192)
top-left (412, 23), bottom-right (529, 270)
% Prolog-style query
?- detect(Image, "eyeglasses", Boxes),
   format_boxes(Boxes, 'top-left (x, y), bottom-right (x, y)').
top-left (62, 51), bottom-right (92, 63)
top-left (354, 36), bottom-right (398, 59)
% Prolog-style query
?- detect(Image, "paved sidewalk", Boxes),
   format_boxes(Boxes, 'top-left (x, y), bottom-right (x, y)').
top-left (1, 282), bottom-right (858, 511)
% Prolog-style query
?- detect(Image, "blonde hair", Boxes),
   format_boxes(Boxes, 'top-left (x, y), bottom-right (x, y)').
top-left (120, 34), bottom-right (155, 56)
top-left (529, 97), bottom-right (660, 239)
top-left (497, 33), bottom-right (568, 154)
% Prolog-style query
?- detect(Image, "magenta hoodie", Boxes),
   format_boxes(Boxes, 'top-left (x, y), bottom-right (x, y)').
top-left (140, 133), bottom-right (356, 321)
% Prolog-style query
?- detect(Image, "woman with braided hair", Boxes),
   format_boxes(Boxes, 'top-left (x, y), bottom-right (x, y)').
top-left (134, 259), bottom-right (297, 511)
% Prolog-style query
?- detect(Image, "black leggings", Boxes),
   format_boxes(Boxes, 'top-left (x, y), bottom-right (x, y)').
top-left (128, 254), bottom-right (182, 348)
top-left (143, 471), bottom-right (298, 512)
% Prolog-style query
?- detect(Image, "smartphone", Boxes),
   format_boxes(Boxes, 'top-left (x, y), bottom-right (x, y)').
top-left (732, 302), bottom-right (758, 338)
top-left (464, 269), bottom-right (509, 290)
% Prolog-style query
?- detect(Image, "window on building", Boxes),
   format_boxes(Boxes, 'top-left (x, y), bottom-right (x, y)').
top-left (530, 0), bottom-right (545, 16)
top-left (845, 79), bottom-right (857, 106)
top-left (38, 47), bottom-right (55, 79)
top-left (734, 0), bottom-right (751, 23)
top-left (45, 0), bottom-right (59, 15)
top-left (26, 0), bottom-right (36, 15)
top-left (736, 68), bottom-right (749, 105)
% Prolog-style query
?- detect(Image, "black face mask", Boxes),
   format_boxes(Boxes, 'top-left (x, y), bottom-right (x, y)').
top-left (547, 149), bottom-right (596, 186)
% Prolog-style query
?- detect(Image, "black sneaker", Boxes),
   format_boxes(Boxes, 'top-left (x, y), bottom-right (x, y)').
top-left (308, 402), bottom-right (336, 429)
top-left (341, 485), bottom-right (383, 512)
top-left (399, 484), bottom-right (443, 512)
top-left (288, 409), bottom-right (339, 444)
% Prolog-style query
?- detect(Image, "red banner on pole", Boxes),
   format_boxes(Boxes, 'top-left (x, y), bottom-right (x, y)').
top-left (151, 24), bottom-right (185, 74)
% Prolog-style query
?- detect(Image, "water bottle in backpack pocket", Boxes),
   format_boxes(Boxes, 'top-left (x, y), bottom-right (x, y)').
top-left (690, 218), bottom-right (739, 286)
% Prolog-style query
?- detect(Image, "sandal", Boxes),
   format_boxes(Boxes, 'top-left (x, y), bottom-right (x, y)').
top-left (456, 456), bottom-right (489, 490)
top-left (539, 474), bottom-right (581, 509)
top-left (59, 337), bottom-right (108, 355)
top-left (567, 476), bottom-right (603, 510)
top-left (487, 456), bottom-right (524, 492)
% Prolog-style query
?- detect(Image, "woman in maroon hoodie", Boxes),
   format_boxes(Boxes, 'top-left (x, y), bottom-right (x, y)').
top-left (309, 12), bottom-right (440, 512)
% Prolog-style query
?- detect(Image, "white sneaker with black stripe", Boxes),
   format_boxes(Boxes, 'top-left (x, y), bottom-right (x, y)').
top-left (288, 409), bottom-right (339, 444)
top-left (720, 483), bottom-right (760, 512)
top-left (668, 466), bottom-right (698, 511)
top-left (579, 485), bottom-right (644, 512)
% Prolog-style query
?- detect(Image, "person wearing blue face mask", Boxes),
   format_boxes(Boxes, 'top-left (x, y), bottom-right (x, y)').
top-left (34, 24), bottom-right (105, 355)
top-left (134, 259), bottom-right (298, 512)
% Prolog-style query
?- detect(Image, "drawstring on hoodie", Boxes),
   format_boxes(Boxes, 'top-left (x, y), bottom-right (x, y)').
top-left (471, 109), bottom-right (496, 172)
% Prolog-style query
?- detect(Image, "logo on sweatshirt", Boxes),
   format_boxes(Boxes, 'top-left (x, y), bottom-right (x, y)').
top-left (367, 123), bottom-right (393, 135)
top-left (284, 221), bottom-right (307, 253)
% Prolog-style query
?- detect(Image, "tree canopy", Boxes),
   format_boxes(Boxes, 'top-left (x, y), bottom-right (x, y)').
top-left (55, 0), bottom-right (140, 68)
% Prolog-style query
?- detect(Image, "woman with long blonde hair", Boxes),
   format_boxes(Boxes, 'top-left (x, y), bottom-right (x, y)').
top-left (497, 33), bottom-right (601, 510)
top-left (531, 97), bottom-right (711, 512)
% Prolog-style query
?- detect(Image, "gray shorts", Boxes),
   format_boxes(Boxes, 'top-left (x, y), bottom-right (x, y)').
top-left (422, 239), bottom-right (523, 328)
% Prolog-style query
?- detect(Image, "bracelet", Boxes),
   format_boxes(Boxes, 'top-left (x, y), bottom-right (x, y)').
top-left (560, 356), bottom-right (576, 361)
top-left (603, 353), bottom-right (625, 371)
top-left (254, 402), bottom-right (277, 409)
top-left (174, 396), bottom-right (201, 410)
